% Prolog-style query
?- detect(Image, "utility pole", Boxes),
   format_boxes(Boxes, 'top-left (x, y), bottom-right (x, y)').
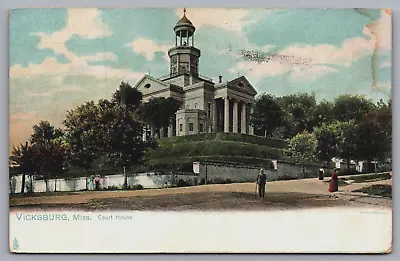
top-left (205, 161), bottom-right (208, 185)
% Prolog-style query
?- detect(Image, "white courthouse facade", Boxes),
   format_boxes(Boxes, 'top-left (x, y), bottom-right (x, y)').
top-left (134, 10), bottom-right (257, 139)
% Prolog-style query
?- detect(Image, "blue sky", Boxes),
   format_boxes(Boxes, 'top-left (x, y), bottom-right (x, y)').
top-left (9, 8), bottom-right (392, 151)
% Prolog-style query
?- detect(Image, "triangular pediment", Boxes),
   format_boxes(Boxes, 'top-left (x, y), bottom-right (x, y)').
top-left (134, 74), bottom-right (169, 96)
top-left (227, 76), bottom-right (258, 96)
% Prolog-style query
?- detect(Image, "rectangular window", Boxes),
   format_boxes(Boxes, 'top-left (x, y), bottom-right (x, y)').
top-left (200, 124), bottom-right (203, 132)
top-left (189, 123), bottom-right (194, 131)
top-left (208, 103), bottom-right (211, 118)
top-left (194, 103), bottom-right (197, 109)
top-left (179, 124), bottom-right (183, 132)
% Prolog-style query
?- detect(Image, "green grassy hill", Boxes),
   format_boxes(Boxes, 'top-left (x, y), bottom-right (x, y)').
top-left (146, 133), bottom-right (288, 172)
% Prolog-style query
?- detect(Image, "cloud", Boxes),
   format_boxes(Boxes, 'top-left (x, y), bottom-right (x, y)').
top-left (10, 57), bottom-right (143, 81)
top-left (83, 52), bottom-right (118, 62)
top-left (279, 27), bottom-right (375, 67)
top-left (367, 9), bottom-right (392, 52)
top-left (229, 21), bottom-right (378, 80)
top-left (32, 9), bottom-right (112, 64)
top-left (174, 8), bottom-right (258, 34)
top-left (290, 65), bottom-right (340, 81)
top-left (127, 38), bottom-right (170, 61)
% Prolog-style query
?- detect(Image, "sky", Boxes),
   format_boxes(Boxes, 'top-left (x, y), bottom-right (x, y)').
top-left (9, 8), bottom-right (392, 152)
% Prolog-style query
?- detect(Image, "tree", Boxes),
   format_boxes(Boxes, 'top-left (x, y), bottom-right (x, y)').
top-left (313, 123), bottom-right (338, 167)
top-left (112, 81), bottom-right (143, 112)
top-left (333, 95), bottom-right (375, 123)
top-left (63, 101), bottom-right (103, 188)
top-left (286, 131), bottom-right (317, 177)
top-left (276, 93), bottom-right (317, 137)
top-left (311, 100), bottom-right (335, 127)
top-left (250, 94), bottom-right (285, 137)
top-left (101, 101), bottom-right (148, 189)
top-left (30, 120), bottom-right (63, 145)
top-left (331, 120), bottom-right (358, 171)
top-left (64, 97), bottom-right (152, 190)
top-left (29, 121), bottom-right (70, 192)
top-left (139, 97), bottom-right (182, 137)
top-left (353, 99), bottom-right (392, 172)
top-left (9, 141), bottom-right (39, 194)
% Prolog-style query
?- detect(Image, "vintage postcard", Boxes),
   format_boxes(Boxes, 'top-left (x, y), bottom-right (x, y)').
top-left (9, 8), bottom-right (392, 253)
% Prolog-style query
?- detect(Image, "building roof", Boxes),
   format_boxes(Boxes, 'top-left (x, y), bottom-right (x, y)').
top-left (176, 14), bottom-right (193, 26)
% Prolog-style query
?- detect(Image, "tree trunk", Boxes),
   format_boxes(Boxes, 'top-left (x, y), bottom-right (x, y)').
top-left (29, 174), bottom-right (34, 193)
top-left (85, 170), bottom-right (89, 190)
top-left (124, 166), bottom-right (128, 190)
top-left (45, 179), bottom-right (49, 192)
top-left (346, 159), bottom-right (350, 172)
top-left (54, 177), bottom-right (57, 192)
top-left (20, 173), bottom-right (26, 194)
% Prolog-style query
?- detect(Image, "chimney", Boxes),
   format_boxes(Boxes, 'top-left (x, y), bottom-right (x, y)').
top-left (218, 75), bottom-right (222, 83)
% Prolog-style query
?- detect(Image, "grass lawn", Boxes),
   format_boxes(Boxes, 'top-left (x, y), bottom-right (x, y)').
top-left (353, 184), bottom-right (392, 198)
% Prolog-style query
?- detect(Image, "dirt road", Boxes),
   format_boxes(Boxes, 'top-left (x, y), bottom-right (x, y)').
top-left (9, 178), bottom-right (392, 211)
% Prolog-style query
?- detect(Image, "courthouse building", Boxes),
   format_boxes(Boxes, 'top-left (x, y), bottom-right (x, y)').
top-left (134, 10), bottom-right (257, 139)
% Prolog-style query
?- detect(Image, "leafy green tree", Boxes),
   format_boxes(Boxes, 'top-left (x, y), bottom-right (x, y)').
top-left (331, 120), bottom-right (358, 171)
top-left (101, 101), bottom-right (148, 189)
top-left (112, 81), bottom-right (143, 112)
top-left (29, 121), bottom-right (70, 191)
top-left (286, 131), bottom-right (317, 177)
top-left (276, 93), bottom-right (317, 137)
top-left (64, 97), bottom-right (153, 190)
top-left (311, 100), bottom-right (335, 127)
top-left (139, 97), bottom-right (182, 137)
top-left (250, 94), bottom-right (285, 137)
top-left (333, 95), bottom-right (375, 123)
top-left (63, 101), bottom-right (102, 188)
top-left (313, 123), bottom-right (338, 167)
top-left (9, 141), bottom-right (39, 194)
top-left (30, 120), bottom-right (63, 145)
top-left (353, 99), bottom-right (392, 171)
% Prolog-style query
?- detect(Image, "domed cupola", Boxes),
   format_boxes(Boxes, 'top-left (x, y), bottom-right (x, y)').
top-left (168, 8), bottom-right (201, 77)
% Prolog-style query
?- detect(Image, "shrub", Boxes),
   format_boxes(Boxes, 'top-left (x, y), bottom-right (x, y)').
top-left (130, 184), bottom-right (144, 190)
top-left (176, 179), bottom-right (191, 187)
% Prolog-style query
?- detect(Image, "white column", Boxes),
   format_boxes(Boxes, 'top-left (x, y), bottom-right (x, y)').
top-left (150, 126), bottom-right (155, 138)
top-left (212, 100), bottom-right (217, 133)
top-left (142, 127), bottom-right (147, 141)
top-left (241, 103), bottom-right (247, 134)
top-left (168, 125), bottom-right (173, 137)
top-left (249, 105), bottom-right (254, 135)
top-left (224, 97), bottom-right (229, 132)
top-left (233, 100), bottom-right (238, 133)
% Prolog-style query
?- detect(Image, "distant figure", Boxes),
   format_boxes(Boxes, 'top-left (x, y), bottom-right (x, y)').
top-left (318, 168), bottom-right (324, 180)
top-left (329, 168), bottom-right (339, 193)
top-left (95, 176), bottom-right (100, 190)
top-left (256, 168), bottom-right (267, 198)
top-left (89, 176), bottom-right (95, 190)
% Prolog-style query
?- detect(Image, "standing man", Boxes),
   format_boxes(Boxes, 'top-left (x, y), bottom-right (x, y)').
top-left (256, 168), bottom-right (267, 198)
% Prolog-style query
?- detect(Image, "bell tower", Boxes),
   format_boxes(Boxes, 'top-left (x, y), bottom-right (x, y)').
top-left (168, 8), bottom-right (201, 77)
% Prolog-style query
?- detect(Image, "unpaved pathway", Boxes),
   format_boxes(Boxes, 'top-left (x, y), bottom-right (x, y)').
top-left (9, 178), bottom-right (391, 211)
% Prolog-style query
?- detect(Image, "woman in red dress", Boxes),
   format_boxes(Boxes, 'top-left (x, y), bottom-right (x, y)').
top-left (329, 168), bottom-right (339, 192)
